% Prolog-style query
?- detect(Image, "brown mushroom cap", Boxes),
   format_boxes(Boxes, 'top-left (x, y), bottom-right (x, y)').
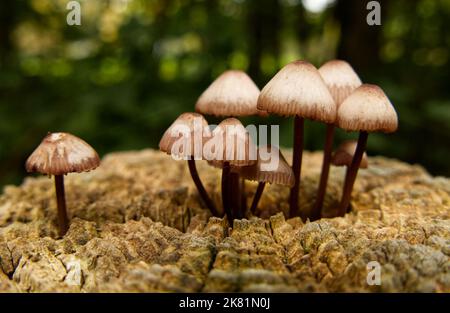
top-left (337, 84), bottom-right (398, 133)
top-left (26, 132), bottom-right (100, 176)
top-left (318, 60), bottom-right (362, 106)
top-left (203, 118), bottom-right (257, 166)
top-left (257, 60), bottom-right (336, 123)
top-left (238, 145), bottom-right (294, 187)
top-left (159, 112), bottom-right (211, 159)
top-left (195, 70), bottom-right (264, 117)
top-left (331, 140), bottom-right (368, 169)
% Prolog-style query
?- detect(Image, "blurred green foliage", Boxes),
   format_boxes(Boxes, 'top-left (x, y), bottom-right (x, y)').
top-left (0, 0), bottom-right (449, 187)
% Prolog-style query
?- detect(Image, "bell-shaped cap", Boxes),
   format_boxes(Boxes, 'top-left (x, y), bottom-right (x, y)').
top-left (318, 60), bottom-right (362, 106)
top-left (238, 145), bottom-right (294, 187)
top-left (337, 84), bottom-right (398, 133)
top-left (159, 112), bottom-right (211, 159)
top-left (26, 132), bottom-right (100, 176)
top-left (257, 60), bottom-right (336, 122)
top-left (203, 118), bottom-right (257, 166)
top-left (331, 140), bottom-right (368, 169)
top-left (195, 70), bottom-right (264, 117)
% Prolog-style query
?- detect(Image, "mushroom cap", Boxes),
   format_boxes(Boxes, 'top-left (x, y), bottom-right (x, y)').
top-left (195, 70), bottom-right (265, 117)
top-left (159, 112), bottom-right (211, 159)
top-left (318, 60), bottom-right (362, 106)
top-left (257, 60), bottom-right (336, 122)
top-left (337, 84), bottom-right (398, 133)
top-left (26, 132), bottom-right (100, 176)
top-left (203, 118), bottom-right (257, 166)
top-left (331, 140), bottom-right (368, 168)
top-left (238, 145), bottom-right (294, 187)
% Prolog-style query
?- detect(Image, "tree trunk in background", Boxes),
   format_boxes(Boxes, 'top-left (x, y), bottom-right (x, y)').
top-left (0, 1), bottom-right (16, 64)
top-left (335, 0), bottom-right (386, 73)
top-left (246, 0), bottom-right (281, 83)
top-left (295, 3), bottom-right (309, 57)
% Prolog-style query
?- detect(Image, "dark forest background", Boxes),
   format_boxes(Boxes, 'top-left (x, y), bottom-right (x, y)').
top-left (0, 0), bottom-right (449, 187)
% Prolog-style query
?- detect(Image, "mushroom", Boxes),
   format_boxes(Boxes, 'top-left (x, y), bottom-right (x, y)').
top-left (331, 140), bottom-right (368, 214)
top-left (159, 112), bottom-right (219, 217)
top-left (237, 145), bottom-right (294, 215)
top-left (195, 70), bottom-right (264, 117)
top-left (311, 60), bottom-right (362, 220)
top-left (203, 118), bottom-right (257, 223)
top-left (336, 84), bottom-right (398, 216)
top-left (331, 140), bottom-right (368, 169)
top-left (257, 60), bottom-right (336, 219)
top-left (196, 70), bottom-right (263, 215)
top-left (25, 132), bottom-right (100, 236)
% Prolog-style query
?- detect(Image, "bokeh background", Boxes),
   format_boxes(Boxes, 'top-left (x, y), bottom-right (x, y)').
top-left (0, 0), bottom-right (449, 187)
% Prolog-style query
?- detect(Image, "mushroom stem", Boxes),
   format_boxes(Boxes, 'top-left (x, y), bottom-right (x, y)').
top-left (240, 178), bottom-right (247, 214)
top-left (54, 174), bottom-right (69, 237)
top-left (221, 162), bottom-right (233, 224)
top-left (289, 116), bottom-right (304, 219)
top-left (230, 172), bottom-right (241, 219)
top-left (187, 159), bottom-right (220, 217)
top-left (250, 182), bottom-right (266, 215)
top-left (337, 131), bottom-right (368, 216)
top-left (311, 123), bottom-right (335, 220)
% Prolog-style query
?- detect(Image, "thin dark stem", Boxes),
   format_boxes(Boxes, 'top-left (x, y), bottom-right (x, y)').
top-left (221, 162), bottom-right (233, 225)
top-left (289, 116), bottom-right (304, 219)
top-left (311, 123), bottom-right (335, 220)
top-left (343, 167), bottom-right (352, 214)
top-left (343, 166), bottom-right (350, 191)
top-left (230, 172), bottom-right (241, 219)
top-left (187, 159), bottom-right (220, 217)
top-left (250, 182), bottom-right (266, 215)
top-left (240, 178), bottom-right (247, 215)
top-left (54, 174), bottom-right (69, 237)
top-left (337, 131), bottom-right (369, 216)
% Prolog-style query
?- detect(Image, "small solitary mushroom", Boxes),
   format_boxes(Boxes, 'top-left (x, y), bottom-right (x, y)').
top-left (203, 118), bottom-right (257, 223)
top-left (237, 145), bottom-right (294, 215)
top-left (312, 60), bottom-right (362, 220)
top-left (25, 132), bottom-right (100, 236)
top-left (257, 60), bottom-right (336, 219)
top-left (336, 84), bottom-right (398, 216)
top-left (159, 112), bottom-right (219, 217)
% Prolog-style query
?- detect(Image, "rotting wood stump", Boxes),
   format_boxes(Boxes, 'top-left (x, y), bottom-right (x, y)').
top-left (0, 149), bottom-right (449, 292)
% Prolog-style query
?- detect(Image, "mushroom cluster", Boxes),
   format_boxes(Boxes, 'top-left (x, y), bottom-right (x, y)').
top-left (160, 60), bottom-right (398, 225)
top-left (24, 60), bottom-right (398, 236)
top-left (159, 70), bottom-right (293, 224)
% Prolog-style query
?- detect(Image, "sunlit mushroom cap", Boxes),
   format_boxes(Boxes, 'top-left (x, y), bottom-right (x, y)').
top-left (257, 60), bottom-right (336, 122)
top-left (195, 70), bottom-right (265, 117)
top-left (337, 84), bottom-right (398, 133)
top-left (25, 132), bottom-right (100, 176)
top-left (203, 118), bottom-right (257, 166)
top-left (159, 112), bottom-right (211, 159)
top-left (318, 60), bottom-right (362, 106)
top-left (238, 145), bottom-right (294, 187)
top-left (331, 140), bottom-right (368, 169)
